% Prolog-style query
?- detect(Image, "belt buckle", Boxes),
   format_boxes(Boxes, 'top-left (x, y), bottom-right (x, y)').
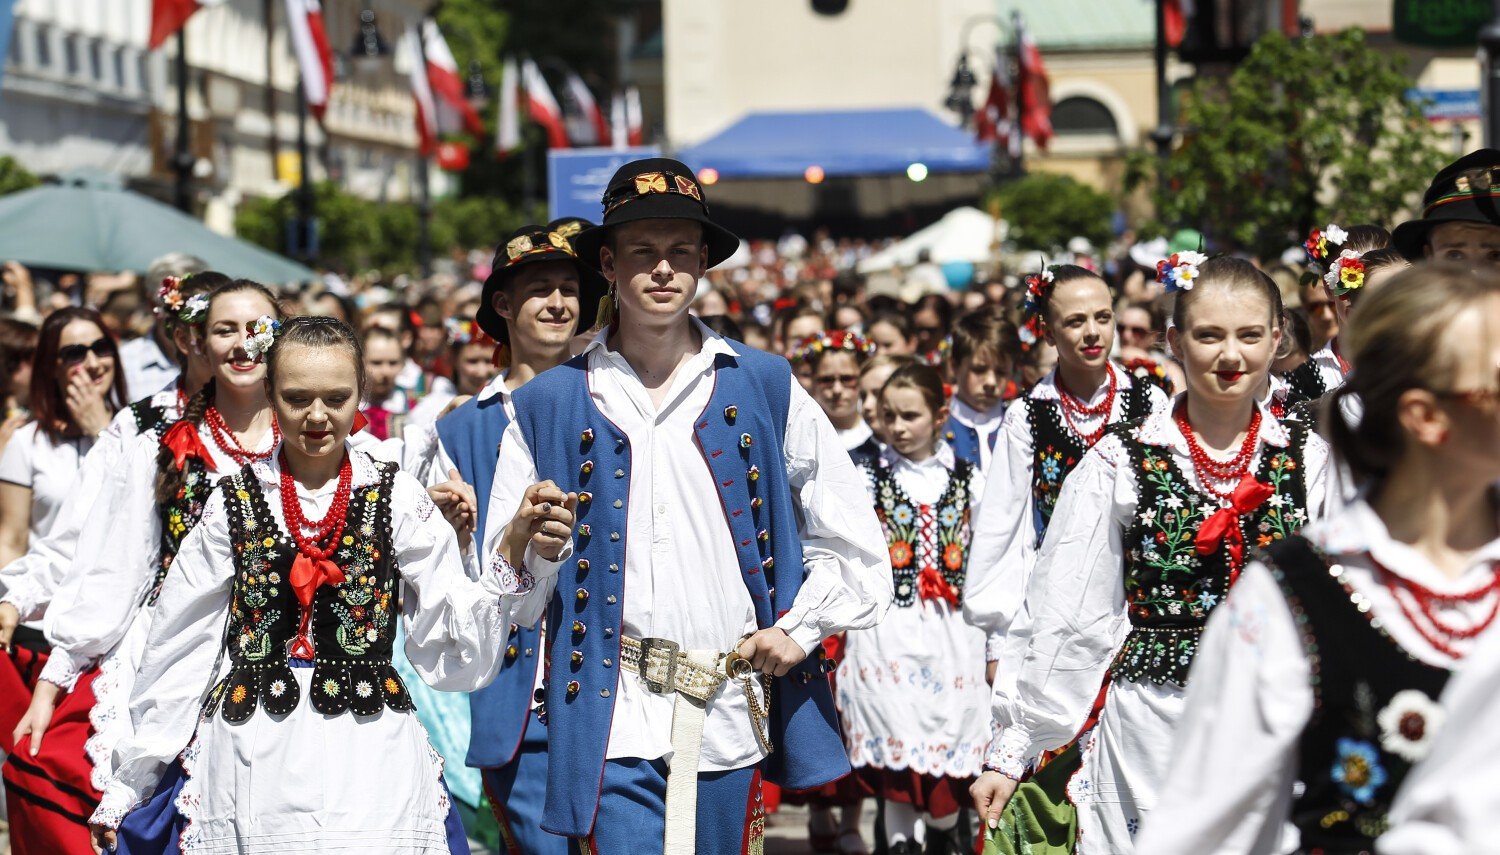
top-left (637, 637), bottom-right (679, 693)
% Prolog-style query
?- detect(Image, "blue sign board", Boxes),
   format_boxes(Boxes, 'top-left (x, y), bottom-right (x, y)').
top-left (1408, 88), bottom-right (1482, 122)
top-left (547, 146), bottom-right (662, 222)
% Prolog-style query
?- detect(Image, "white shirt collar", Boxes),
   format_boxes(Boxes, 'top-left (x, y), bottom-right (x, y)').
top-left (949, 395), bottom-right (1004, 428)
top-left (581, 316), bottom-right (738, 362)
top-left (249, 443), bottom-right (384, 490)
top-left (837, 419), bottom-right (874, 451)
top-left (1031, 361), bottom-right (1128, 404)
top-left (1305, 495), bottom-right (1500, 578)
top-left (474, 369), bottom-right (512, 404)
top-left (1136, 392), bottom-right (1291, 452)
top-left (881, 440), bottom-right (956, 473)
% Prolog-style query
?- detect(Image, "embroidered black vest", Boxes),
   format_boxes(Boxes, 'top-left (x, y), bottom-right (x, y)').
top-left (1261, 536), bottom-right (1452, 852)
top-left (869, 457), bottom-right (975, 608)
top-left (204, 462), bottom-right (414, 722)
top-left (1027, 381), bottom-right (1154, 544)
top-left (1111, 420), bottom-right (1310, 686)
top-left (1281, 359), bottom-right (1328, 408)
top-left (150, 441), bottom-right (210, 605)
top-left (130, 398), bottom-right (175, 435)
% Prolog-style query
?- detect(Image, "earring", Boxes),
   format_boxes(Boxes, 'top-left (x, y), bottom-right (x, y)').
top-left (595, 284), bottom-right (617, 329)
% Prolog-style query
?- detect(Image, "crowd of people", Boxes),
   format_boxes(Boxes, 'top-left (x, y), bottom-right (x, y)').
top-left (0, 148), bottom-right (1499, 855)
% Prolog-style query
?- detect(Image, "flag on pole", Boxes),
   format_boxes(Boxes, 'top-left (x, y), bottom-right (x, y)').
top-left (495, 56), bottom-right (521, 156)
top-left (405, 23), bottom-right (440, 155)
top-left (625, 86), bottom-right (644, 146)
top-left (563, 70), bottom-right (610, 146)
top-left (420, 19), bottom-right (486, 139)
top-left (149, 0), bottom-right (228, 50)
top-left (521, 59), bottom-right (569, 149)
top-left (1015, 15), bottom-right (1053, 151)
top-left (975, 46), bottom-right (1012, 152)
top-left (1163, 0), bottom-right (1192, 48)
top-left (610, 91), bottom-right (628, 150)
top-left (284, 0), bottom-right (334, 121)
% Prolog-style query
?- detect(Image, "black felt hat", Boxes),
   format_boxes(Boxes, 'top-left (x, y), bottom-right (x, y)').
top-left (546, 216), bottom-right (594, 249)
top-left (477, 224), bottom-right (609, 343)
top-left (1392, 149), bottom-right (1500, 260)
top-left (572, 157), bottom-right (740, 271)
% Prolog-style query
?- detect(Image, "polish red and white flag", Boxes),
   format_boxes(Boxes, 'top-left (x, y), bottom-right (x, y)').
top-left (611, 86), bottom-right (643, 148)
top-left (521, 59), bottom-right (569, 149)
top-left (284, 0), bottom-right (334, 121)
top-left (495, 57), bottom-right (522, 156)
top-left (564, 70), bottom-right (610, 146)
top-left (407, 19), bottom-right (486, 155)
top-left (148, 0), bottom-right (228, 50)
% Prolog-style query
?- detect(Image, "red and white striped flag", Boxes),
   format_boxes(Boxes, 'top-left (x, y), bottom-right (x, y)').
top-left (521, 59), bottom-right (569, 149)
top-left (563, 70), bottom-right (610, 146)
top-left (1015, 15), bottom-right (1053, 151)
top-left (148, 0), bottom-right (228, 50)
top-left (610, 90), bottom-right (628, 150)
top-left (495, 56), bottom-right (521, 156)
top-left (284, 0), bottom-right (334, 121)
top-left (406, 19), bottom-right (486, 155)
top-left (613, 86), bottom-right (643, 147)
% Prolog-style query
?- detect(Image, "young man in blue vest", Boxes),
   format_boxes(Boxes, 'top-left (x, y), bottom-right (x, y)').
top-left (483, 158), bottom-right (893, 855)
top-left (427, 220), bottom-right (605, 855)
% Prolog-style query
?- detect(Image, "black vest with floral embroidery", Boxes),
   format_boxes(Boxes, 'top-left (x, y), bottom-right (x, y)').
top-left (203, 461), bottom-right (413, 722)
top-left (150, 445), bottom-right (209, 605)
top-left (130, 397), bottom-right (175, 435)
top-left (1026, 382), bottom-right (1154, 545)
top-left (1281, 359), bottom-right (1328, 408)
top-left (1110, 419), bottom-right (1310, 687)
top-left (869, 456), bottom-right (974, 608)
top-left (1261, 535), bottom-right (1452, 853)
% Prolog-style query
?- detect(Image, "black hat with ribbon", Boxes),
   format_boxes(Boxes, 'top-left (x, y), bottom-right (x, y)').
top-left (478, 224), bottom-right (609, 343)
top-left (1392, 148), bottom-right (1500, 260)
top-left (572, 157), bottom-right (740, 271)
top-left (546, 216), bottom-right (595, 249)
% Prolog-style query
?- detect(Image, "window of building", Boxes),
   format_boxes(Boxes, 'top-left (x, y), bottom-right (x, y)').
top-left (89, 39), bottom-right (103, 83)
top-left (113, 47), bottom-right (126, 90)
top-left (1051, 96), bottom-right (1119, 138)
top-left (34, 26), bottom-right (50, 68)
top-left (7, 25), bottom-right (18, 69)
top-left (63, 33), bottom-right (78, 77)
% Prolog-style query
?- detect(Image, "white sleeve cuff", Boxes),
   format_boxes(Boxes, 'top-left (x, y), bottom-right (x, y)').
top-left (38, 647), bottom-right (86, 692)
top-left (985, 727), bottom-right (1034, 780)
top-left (774, 613), bottom-right (824, 657)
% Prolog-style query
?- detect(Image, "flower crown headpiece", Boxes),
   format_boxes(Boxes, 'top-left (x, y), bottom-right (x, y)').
top-left (1303, 223), bottom-right (1348, 271)
top-left (1154, 250), bottom-right (1209, 292)
top-left (243, 315), bottom-right (282, 362)
top-left (1324, 249), bottom-right (1368, 296)
top-left (1018, 264), bottom-right (1058, 352)
top-left (445, 317), bottom-right (496, 347)
top-left (791, 329), bottom-right (875, 363)
top-left (157, 275), bottom-right (210, 326)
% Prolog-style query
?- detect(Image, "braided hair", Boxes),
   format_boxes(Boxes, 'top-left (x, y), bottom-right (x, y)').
top-left (153, 280), bottom-right (281, 506)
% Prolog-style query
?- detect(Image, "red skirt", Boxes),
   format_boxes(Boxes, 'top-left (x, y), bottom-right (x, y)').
top-left (852, 767), bottom-right (974, 819)
top-left (2, 666), bottom-right (103, 855)
top-left (0, 642), bottom-right (48, 750)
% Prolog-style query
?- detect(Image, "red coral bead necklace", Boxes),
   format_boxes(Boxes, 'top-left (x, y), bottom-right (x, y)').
top-left (279, 451), bottom-right (352, 561)
top-left (1174, 402), bottom-right (1262, 502)
top-left (1058, 366), bottom-right (1117, 447)
top-left (1376, 558), bottom-right (1500, 659)
top-left (206, 405), bottom-right (280, 466)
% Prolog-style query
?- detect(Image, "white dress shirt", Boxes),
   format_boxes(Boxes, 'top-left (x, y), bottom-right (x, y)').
top-left (482, 319), bottom-right (892, 771)
top-left (947, 396), bottom-right (1007, 472)
top-left (1139, 498), bottom-right (1498, 854)
top-left (409, 371), bottom-right (513, 489)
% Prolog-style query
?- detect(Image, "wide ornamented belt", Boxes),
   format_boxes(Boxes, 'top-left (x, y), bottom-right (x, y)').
top-left (1108, 624), bottom-right (1204, 688)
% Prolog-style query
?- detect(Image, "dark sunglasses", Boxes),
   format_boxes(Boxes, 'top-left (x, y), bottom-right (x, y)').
top-left (58, 339), bottom-right (112, 367)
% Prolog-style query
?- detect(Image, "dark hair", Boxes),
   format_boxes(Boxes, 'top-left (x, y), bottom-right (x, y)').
top-left (154, 280), bottom-right (281, 505)
top-left (365, 303), bottom-right (416, 338)
top-left (30, 307), bottom-right (126, 443)
top-left (1328, 263), bottom-right (1500, 484)
top-left (1278, 308), bottom-right (1312, 360)
top-left (1038, 264), bottom-right (1109, 322)
top-left (0, 318), bottom-right (38, 397)
top-left (1342, 224), bottom-right (1392, 256)
top-left (880, 362), bottom-right (947, 419)
top-left (775, 303), bottom-right (824, 345)
top-left (307, 289), bottom-right (358, 325)
top-left (1359, 248), bottom-right (1409, 285)
top-left (266, 316), bottom-right (366, 398)
top-left (826, 302), bottom-right (867, 331)
top-left (1171, 256), bottom-right (1284, 332)
top-left (951, 304), bottom-right (1021, 368)
top-left (912, 294), bottom-right (954, 333)
top-left (1121, 299), bottom-right (1167, 336)
top-left (866, 311), bottom-right (914, 343)
top-left (361, 324), bottom-right (404, 354)
top-left (698, 314), bottom-right (744, 341)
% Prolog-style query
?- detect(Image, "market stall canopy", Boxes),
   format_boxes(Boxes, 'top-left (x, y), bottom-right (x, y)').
top-left (677, 107), bottom-right (991, 180)
top-left (0, 170), bottom-right (315, 284)
top-left (857, 206), bottom-right (1006, 273)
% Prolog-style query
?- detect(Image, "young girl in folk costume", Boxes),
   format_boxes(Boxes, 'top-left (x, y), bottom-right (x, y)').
top-left (971, 257), bottom-right (1333, 855)
top-left (2, 281), bottom-right (279, 855)
top-left (89, 316), bottom-right (573, 854)
top-left (839, 363), bottom-right (990, 855)
top-left (962, 264), bottom-right (1169, 855)
top-left (858, 354), bottom-right (913, 448)
top-left (1140, 266), bottom-right (1500, 854)
top-left (797, 330), bottom-right (880, 469)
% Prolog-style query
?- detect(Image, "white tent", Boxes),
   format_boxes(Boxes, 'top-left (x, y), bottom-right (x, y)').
top-left (857, 206), bottom-right (1007, 274)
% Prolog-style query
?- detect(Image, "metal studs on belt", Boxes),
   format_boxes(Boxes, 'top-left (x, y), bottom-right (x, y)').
top-left (611, 531), bottom-right (620, 541)
top-left (606, 595), bottom-right (617, 604)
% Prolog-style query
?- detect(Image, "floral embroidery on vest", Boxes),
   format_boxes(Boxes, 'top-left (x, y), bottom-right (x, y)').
top-left (149, 452), bottom-right (210, 605)
top-left (869, 457), bottom-right (974, 607)
top-left (1027, 382), bottom-right (1153, 540)
top-left (1111, 421), bottom-right (1309, 686)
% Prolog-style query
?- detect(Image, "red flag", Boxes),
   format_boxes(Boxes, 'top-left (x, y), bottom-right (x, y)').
top-left (564, 71), bottom-right (610, 146)
top-left (1016, 16), bottom-right (1053, 151)
top-left (625, 86), bottom-right (644, 146)
top-left (1163, 0), bottom-right (1187, 48)
top-left (521, 59), bottom-right (569, 149)
top-left (975, 48), bottom-right (1010, 144)
top-left (149, 0), bottom-right (227, 50)
top-left (436, 141), bottom-right (470, 171)
top-left (406, 19), bottom-right (485, 156)
top-left (285, 0), bottom-right (334, 121)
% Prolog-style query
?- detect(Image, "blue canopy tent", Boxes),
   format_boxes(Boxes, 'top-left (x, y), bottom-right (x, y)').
top-left (676, 107), bottom-right (990, 180)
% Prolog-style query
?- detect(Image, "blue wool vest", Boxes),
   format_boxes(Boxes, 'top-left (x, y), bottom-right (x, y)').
top-left (436, 393), bottom-right (547, 769)
top-left (512, 341), bottom-right (850, 839)
top-left (943, 411), bottom-right (998, 467)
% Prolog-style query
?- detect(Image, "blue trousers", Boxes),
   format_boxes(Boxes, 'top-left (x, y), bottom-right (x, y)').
top-left (481, 737), bottom-right (566, 855)
top-left (568, 758), bottom-right (761, 855)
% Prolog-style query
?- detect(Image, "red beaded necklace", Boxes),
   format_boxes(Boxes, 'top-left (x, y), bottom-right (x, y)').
top-left (279, 451), bottom-right (353, 561)
top-left (1058, 367), bottom-right (1117, 447)
top-left (205, 406), bottom-right (279, 466)
top-left (1174, 403), bottom-right (1262, 502)
top-left (1376, 559), bottom-right (1500, 659)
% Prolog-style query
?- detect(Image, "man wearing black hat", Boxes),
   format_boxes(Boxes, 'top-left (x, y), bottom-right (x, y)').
top-left (1393, 148), bottom-right (1500, 268)
top-left (423, 222), bottom-right (604, 855)
top-left (483, 159), bottom-right (891, 854)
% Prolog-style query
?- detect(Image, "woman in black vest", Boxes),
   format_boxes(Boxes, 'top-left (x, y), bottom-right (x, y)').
top-left (1138, 264), bottom-right (1500, 853)
top-left (970, 256), bottom-right (1332, 855)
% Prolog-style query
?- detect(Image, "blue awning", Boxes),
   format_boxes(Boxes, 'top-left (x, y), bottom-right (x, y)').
top-left (676, 107), bottom-right (990, 180)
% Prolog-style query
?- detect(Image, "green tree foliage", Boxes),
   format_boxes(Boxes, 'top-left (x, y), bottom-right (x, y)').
top-left (1128, 28), bottom-right (1448, 259)
top-left (989, 172), bottom-right (1115, 252)
top-left (0, 156), bottom-right (39, 197)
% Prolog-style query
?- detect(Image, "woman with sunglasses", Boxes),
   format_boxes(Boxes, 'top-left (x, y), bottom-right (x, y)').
top-left (1, 281), bottom-right (280, 855)
top-left (962, 264), bottom-right (1168, 854)
top-left (1139, 264), bottom-right (1500, 854)
top-left (1115, 300), bottom-right (1183, 396)
top-left (798, 330), bottom-right (881, 469)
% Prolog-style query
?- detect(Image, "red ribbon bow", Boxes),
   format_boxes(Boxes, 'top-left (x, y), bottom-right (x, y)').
top-left (287, 552), bottom-right (347, 660)
top-left (1194, 473), bottom-right (1275, 587)
top-left (161, 420), bottom-right (209, 471)
top-left (916, 566), bottom-right (960, 608)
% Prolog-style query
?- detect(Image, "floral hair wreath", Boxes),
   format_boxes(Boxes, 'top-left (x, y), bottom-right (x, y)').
top-left (157, 275), bottom-right (210, 326)
top-left (243, 315), bottom-right (282, 362)
top-left (1018, 264), bottom-right (1058, 352)
top-left (791, 329), bottom-right (876, 363)
top-left (1303, 222), bottom-right (1348, 271)
top-left (444, 317), bottom-right (496, 347)
top-left (1154, 250), bottom-right (1209, 292)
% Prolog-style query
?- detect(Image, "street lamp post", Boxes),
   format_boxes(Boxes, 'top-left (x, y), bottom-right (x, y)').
top-left (1151, 0), bottom-right (1174, 194)
top-left (293, 73), bottom-right (315, 262)
top-left (172, 29), bottom-right (195, 213)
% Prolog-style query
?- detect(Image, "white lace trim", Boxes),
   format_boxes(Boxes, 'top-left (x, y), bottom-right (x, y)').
top-left (845, 730), bottom-right (988, 779)
top-left (422, 728), bottom-right (451, 816)
top-left (174, 720), bottom-right (208, 851)
top-left (89, 781), bottom-right (138, 830)
top-left (85, 650), bottom-right (131, 792)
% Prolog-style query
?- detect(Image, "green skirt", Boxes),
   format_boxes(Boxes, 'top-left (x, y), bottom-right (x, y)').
top-left (982, 743), bottom-right (1080, 855)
